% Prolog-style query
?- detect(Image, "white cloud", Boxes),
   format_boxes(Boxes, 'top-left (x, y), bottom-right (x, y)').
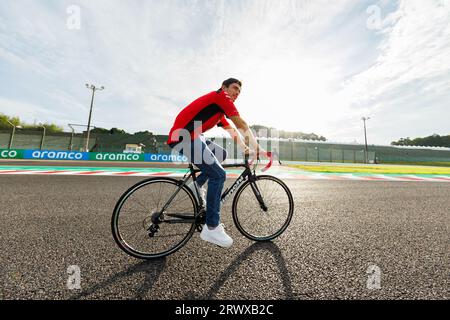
top-left (0, 97), bottom-right (53, 124)
top-left (0, 0), bottom-right (449, 145)
top-left (326, 0), bottom-right (450, 144)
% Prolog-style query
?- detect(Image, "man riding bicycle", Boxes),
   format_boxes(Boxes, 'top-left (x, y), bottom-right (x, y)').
top-left (167, 78), bottom-right (267, 248)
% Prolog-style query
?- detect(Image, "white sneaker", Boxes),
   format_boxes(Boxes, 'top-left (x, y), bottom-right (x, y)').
top-left (187, 181), bottom-right (206, 205)
top-left (200, 223), bottom-right (233, 248)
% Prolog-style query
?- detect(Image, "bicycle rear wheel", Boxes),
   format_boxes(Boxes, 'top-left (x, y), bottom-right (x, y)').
top-left (111, 177), bottom-right (198, 259)
top-left (232, 175), bottom-right (294, 241)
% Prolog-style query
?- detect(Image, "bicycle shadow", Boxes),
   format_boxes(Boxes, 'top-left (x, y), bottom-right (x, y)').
top-left (70, 257), bottom-right (166, 300)
top-left (184, 242), bottom-right (294, 300)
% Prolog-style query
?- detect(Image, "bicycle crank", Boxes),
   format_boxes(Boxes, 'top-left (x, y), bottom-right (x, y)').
top-left (195, 209), bottom-right (206, 232)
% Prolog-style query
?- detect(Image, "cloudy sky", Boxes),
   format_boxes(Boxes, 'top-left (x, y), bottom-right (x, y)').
top-left (0, 0), bottom-right (449, 145)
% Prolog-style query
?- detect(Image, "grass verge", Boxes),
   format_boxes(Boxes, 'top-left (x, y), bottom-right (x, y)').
top-left (288, 164), bottom-right (450, 175)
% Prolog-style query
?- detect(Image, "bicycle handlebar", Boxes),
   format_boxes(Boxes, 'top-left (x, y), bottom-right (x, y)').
top-left (244, 151), bottom-right (273, 172)
top-left (261, 151), bottom-right (273, 172)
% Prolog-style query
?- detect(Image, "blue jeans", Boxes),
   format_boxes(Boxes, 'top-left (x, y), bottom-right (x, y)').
top-left (171, 137), bottom-right (227, 228)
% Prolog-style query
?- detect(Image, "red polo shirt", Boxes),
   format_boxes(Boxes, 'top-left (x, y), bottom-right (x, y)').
top-left (167, 90), bottom-right (240, 146)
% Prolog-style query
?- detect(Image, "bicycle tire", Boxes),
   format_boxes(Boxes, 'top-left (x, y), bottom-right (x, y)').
top-left (111, 177), bottom-right (199, 259)
top-left (232, 175), bottom-right (294, 241)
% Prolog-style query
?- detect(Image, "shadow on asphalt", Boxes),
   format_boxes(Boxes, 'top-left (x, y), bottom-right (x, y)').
top-left (70, 258), bottom-right (166, 300)
top-left (184, 242), bottom-right (294, 300)
top-left (70, 242), bottom-right (293, 300)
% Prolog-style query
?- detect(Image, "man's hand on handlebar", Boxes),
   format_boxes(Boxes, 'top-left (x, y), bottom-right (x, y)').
top-left (244, 146), bottom-right (271, 161)
top-left (243, 147), bottom-right (273, 171)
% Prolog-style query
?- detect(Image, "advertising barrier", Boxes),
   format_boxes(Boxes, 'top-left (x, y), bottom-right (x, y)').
top-left (145, 153), bottom-right (187, 162)
top-left (0, 149), bottom-right (187, 163)
top-left (24, 149), bottom-right (88, 160)
top-left (89, 152), bottom-right (144, 162)
top-left (0, 149), bottom-right (24, 159)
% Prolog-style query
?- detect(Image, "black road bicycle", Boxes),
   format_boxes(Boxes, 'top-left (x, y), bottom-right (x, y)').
top-left (111, 153), bottom-right (294, 259)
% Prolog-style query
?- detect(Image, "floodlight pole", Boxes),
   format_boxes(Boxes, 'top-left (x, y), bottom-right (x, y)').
top-left (84, 84), bottom-right (104, 151)
top-left (362, 117), bottom-right (370, 164)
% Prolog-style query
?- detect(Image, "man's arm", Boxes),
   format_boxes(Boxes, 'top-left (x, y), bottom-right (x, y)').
top-left (222, 125), bottom-right (248, 152)
top-left (229, 116), bottom-right (266, 155)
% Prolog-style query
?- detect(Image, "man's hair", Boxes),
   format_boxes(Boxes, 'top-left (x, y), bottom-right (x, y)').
top-left (221, 78), bottom-right (242, 89)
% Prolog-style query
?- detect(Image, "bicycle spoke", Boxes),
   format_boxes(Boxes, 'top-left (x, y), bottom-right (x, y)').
top-left (125, 226), bottom-right (147, 239)
top-left (119, 221), bottom-right (145, 229)
top-left (156, 182), bottom-right (162, 210)
top-left (128, 196), bottom-right (150, 213)
top-left (258, 181), bottom-right (276, 207)
top-left (147, 183), bottom-right (159, 208)
top-left (153, 232), bottom-right (190, 238)
top-left (119, 209), bottom-right (150, 215)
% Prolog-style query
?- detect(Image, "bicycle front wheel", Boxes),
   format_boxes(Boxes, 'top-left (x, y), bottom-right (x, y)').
top-left (111, 177), bottom-right (198, 259)
top-left (232, 175), bottom-right (294, 241)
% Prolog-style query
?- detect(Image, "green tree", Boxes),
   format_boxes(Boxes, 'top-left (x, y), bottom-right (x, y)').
top-left (391, 134), bottom-right (450, 147)
top-left (0, 113), bottom-right (63, 132)
top-left (22, 123), bottom-right (63, 133)
top-left (109, 127), bottom-right (127, 135)
top-left (90, 127), bottom-right (111, 134)
top-left (0, 113), bottom-right (21, 129)
top-left (134, 130), bottom-right (153, 135)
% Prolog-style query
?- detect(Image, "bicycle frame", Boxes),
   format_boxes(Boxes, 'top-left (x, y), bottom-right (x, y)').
top-left (154, 153), bottom-right (273, 227)
top-left (158, 161), bottom-right (251, 213)
top-left (195, 161), bottom-right (256, 206)
top-left (156, 160), bottom-right (268, 225)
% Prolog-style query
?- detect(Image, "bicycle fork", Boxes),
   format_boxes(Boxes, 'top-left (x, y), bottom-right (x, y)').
top-left (249, 180), bottom-right (268, 212)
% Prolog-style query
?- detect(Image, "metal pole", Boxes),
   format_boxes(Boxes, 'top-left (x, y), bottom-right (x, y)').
top-left (40, 125), bottom-right (46, 150)
top-left (291, 140), bottom-right (294, 161)
top-left (364, 120), bottom-right (368, 163)
top-left (84, 84), bottom-right (104, 152)
top-left (7, 120), bottom-right (15, 149)
top-left (85, 88), bottom-right (95, 152)
top-left (10, 126), bottom-right (15, 149)
top-left (68, 124), bottom-right (75, 151)
top-left (362, 117), bottom-right (370, 164)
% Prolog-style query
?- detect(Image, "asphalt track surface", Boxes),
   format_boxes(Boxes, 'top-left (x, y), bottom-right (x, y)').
top-left (1, 170), bottom-right (448, 300)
